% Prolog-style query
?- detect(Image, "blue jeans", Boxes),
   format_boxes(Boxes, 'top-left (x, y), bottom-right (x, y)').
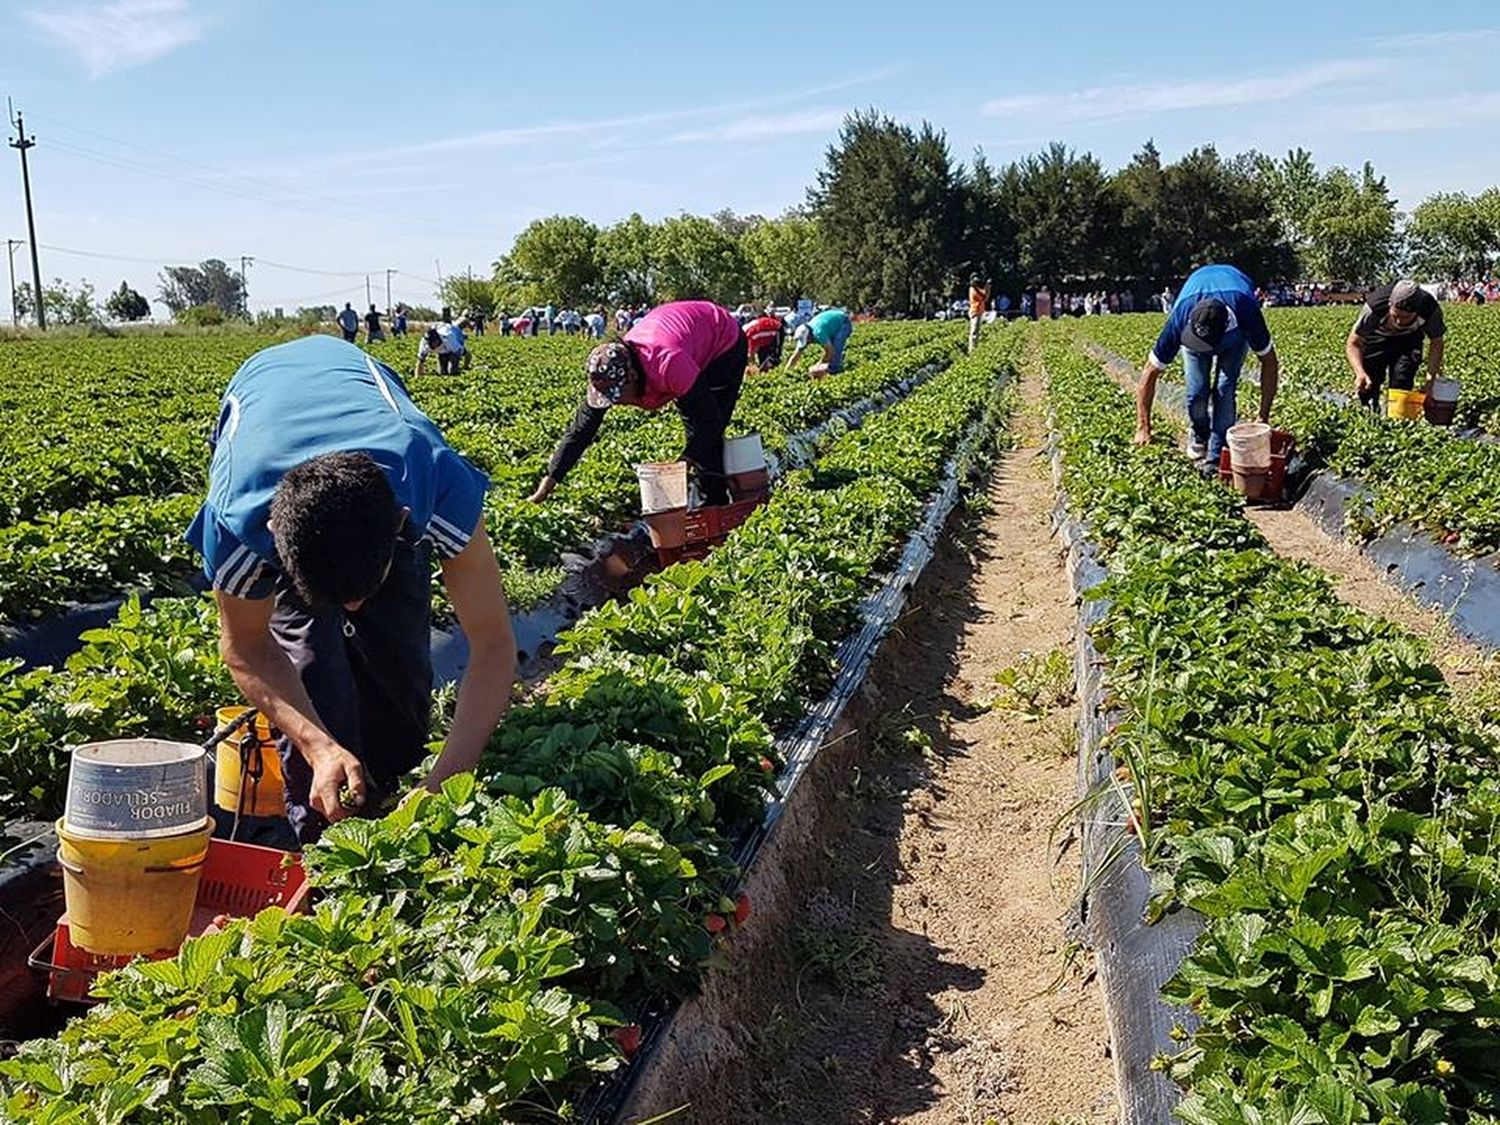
top-left (1183, 342), bottom-right (1247, 461)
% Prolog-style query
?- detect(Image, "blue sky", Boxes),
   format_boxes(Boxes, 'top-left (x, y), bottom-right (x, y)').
top-left (1, 0), bottom-right (1496, 316)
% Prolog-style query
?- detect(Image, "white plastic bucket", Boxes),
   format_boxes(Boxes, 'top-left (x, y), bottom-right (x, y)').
top-left (64, 740), bottom-right (209, 840)
top-left (723, 433), bottom-right (766, 475)
top-left (1226, 422), bottom-right (1272, 471)
top-left (636, 461), bottom-right (688, 515)
top-left (1430, 377), bottom-right (1461, 404)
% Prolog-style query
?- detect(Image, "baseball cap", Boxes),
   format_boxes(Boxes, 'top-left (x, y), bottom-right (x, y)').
top-left (1181, 298), bottom-right (1229, 354)
top-left (1391, 279), bottom-right (1425, 312)
top-left (585, 342), bottom-right (634, 408)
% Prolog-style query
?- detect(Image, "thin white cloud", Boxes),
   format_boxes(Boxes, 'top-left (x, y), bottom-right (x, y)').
top-left (666, 109), bottom-right (846, 145)
top-left (1330, 92), bottom-right (1500, 134)
top-left (983, 59), bottom-right (1387, 127)
top-left (305, 66), bottom-right (901, 172)
top-left (1364, 28), bottom-right (1499, 50)
top-left (25, 0), bottom-right (203, 77)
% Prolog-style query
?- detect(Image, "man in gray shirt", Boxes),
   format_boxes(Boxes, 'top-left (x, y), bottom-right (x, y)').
top-left (1346, 279), bottom-right (1446, 410)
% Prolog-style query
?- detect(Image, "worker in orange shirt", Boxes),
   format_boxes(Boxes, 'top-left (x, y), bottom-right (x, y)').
top-left (968, 275), bottom-right (991, 353)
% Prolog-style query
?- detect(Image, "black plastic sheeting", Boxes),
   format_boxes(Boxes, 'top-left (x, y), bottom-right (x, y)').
top-left (1296, 470), bottom-right (1500, 651)
top-left (1046, 430), bottom-right (1201, 1125)
top-left (593, 374), bottom-right (1014, 1125)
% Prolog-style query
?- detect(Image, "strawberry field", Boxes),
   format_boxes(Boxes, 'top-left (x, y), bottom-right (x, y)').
top-left (8, 307), bottom-right (1500, 1122)
top-left (0, 320), bottom-right (1033, 1121)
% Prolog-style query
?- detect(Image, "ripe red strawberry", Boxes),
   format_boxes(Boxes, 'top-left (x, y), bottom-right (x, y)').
top-left (705, 913), bottom-right (728, 934)
top-left (612, 1024), bottom-right (642, 1056)
top-left (759, 756), bottom-right (775, 773)
top-left (734, 892), bottom-right (752, 926)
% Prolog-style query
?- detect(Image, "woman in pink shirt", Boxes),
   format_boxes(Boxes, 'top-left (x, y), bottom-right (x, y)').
top-left (529, 300), bottom-right (748, 506)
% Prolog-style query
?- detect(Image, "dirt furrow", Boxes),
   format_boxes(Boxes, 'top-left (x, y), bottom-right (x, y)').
top-left (735, 352), bottom-right (1115, 1125)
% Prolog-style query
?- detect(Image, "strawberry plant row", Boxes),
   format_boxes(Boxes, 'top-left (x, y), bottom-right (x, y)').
top-left (0, 327), bottom-right (1018, 1123)
top-left (1045, 325), bottom-right (1500, 1123)
top-left (0, 326), bottom-right (959, 626)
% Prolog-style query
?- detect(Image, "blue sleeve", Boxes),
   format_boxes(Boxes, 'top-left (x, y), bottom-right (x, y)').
top-left (1236, 294), bottom-right (1273, 354)
top-left (425, 448), bottom-right (490, 559)
top-left (1151, 307), bottom-right (1184, 366)
top-left (186, 506), bottom-right (276, 599)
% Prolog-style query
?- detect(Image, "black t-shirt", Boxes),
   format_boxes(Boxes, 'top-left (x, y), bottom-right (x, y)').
top-left (1354, 283), bottom-right (1444, 345)
top-left (365, 311), bottom-right (381, 331)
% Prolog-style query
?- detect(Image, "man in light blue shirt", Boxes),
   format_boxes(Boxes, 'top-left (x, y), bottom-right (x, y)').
top-left (1134, 264), bottom-right (1280, 463)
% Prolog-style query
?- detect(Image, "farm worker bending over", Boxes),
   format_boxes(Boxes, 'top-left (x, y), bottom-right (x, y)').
top-left (1135, 263), bottom-right (1280, 464)
top-left (529, 300), bottom-right (748, 507)
top-left (786, 307), bottom-right (853, 377)
top-left (416, 320), bottom-right (467, 376)
top-left (1346, 279), bottom-right (1445, 410)
top-left (186, 336), bottom-right (515, 846)
top-left (968, 275), bottom-right (990, 353)
top-left (744, 313), bottom-right (786, 373)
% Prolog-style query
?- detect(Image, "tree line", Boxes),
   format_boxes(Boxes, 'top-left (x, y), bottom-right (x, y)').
top-left (476, 111), bottom-right (1500, 318)
top-left (13, 109), bottom-right (1500, 326)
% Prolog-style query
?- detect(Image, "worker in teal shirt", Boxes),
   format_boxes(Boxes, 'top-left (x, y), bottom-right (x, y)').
top-left (786, 308), bottom-right (853, 377)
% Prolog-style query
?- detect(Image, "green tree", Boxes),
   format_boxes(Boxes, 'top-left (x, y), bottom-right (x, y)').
top-left (15, 277), bottom-right (98, 325)
top-left (492, 215), bottom-right (602, 309)
top-left (104, 280), bottom-right (150, 322)
top-left (437, 274), bottom-right (499, 320)
top-left (158, 259), bottom-right (246, 318)
top-left (1000, 142), bottom-right (1119, 289)
top-left (1252, 150), bottom-right (1396, 282)
top-left (741, 212), bottom-right (822, 304)
top-left (1301, 163), bottom-right (1397, 283)
top-left (597, 213), bottom-right (658, 306)
top-left (650, 214), bottom-right (753, 305)
top-left (958, 152), bottom-right (1019, 296)
top-left (1407, 190), bottom-right (1500, 279)
top-left (810, 110), bottom-right (964, 314)
top-left (1157, 148), bottom-right (1292, 283)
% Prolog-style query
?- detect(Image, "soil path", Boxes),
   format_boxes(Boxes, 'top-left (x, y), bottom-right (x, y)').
top-left (1246, 507), bottom-right (1500, 707)
top-left (741, 347), bottom-right (1115, 1124)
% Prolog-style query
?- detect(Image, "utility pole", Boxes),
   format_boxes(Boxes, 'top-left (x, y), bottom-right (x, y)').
top-left (239, 255), bottom-right (253, 317)
top-left (385, 268), bottom-right (394, 312)
top-left (8, 108), bottom-right (45, 329)
top-left (5, 238), bottom-right (20, 326)
top-left (365, 274), bottom-right (372, 307)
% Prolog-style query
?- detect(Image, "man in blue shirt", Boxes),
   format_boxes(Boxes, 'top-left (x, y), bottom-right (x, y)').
top-left (187, 336), bottom-right (516, 845)
top-left (1134, 264), bottom-right (1280, 463)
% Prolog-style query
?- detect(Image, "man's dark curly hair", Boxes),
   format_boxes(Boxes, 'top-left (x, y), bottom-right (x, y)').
top-left (270, 452), bottom-right (400, 608)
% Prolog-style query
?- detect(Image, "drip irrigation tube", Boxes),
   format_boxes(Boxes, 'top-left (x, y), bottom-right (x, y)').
top-left (587, 370), bottom-right (1015, 1124)
top-left (1045, 423), bottom-right (1200, 1125)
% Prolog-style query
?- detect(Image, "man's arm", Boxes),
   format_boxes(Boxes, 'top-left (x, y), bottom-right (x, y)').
top-left (1134, 357), bottom-right (1163, 444)
top-left (1345, 332), bottom-right (1370, 394)
top-left (214, 590), bottom-right (368, 821)
top-left (1427, 335), bottom-right (1445, 380)
top-left (427, 523), bottom-right (516, 789)
top-left (1258, 348), bottom-right (1280, 423)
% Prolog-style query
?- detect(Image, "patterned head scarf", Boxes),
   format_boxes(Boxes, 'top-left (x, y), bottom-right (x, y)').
top-left (586, 342), bottom-right (634, 408)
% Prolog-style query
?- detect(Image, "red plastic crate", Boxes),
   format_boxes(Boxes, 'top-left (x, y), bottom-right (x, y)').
top-left (1218, 428), bottom-right (1296, 503)
top-left (654, 489), bottom-right (769, 567)
top-left (30, 837), bottom-right (308, 1004)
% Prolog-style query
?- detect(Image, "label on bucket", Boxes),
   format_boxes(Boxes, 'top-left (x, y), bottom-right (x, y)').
top-left (65, 741), bottom-right (208, 838)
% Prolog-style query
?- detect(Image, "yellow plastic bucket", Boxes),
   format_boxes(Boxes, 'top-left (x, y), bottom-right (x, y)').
top-left (1387, 389), bottom-right (1425, 421)
top-left (56, 816), bottom-right (212, 956)
top-left (214, 706), bottom-right (286, 818)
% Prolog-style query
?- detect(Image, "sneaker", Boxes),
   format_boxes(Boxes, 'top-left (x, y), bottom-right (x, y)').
top-left (1185, 437), bottom-right (1207, 461)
